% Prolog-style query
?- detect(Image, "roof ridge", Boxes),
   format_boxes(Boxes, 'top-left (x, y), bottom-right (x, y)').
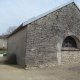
top-left (23, 0), bottom-right (75, 26)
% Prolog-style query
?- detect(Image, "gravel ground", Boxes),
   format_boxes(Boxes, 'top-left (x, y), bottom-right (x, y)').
top-left (0, 55), bottom-right (80, 80)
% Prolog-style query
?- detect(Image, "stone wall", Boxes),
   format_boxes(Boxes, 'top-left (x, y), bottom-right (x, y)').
top-left (25, 2), bottom-right (80, 67)
top-left (61, 50), bottom-right (80, 64)
top-left (7, 27), bottom-right (27, 67)
top-left (25, 23), bottom-right (58, 67)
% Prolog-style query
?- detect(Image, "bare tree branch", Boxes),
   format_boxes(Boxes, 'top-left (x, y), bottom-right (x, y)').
top-left (6, 26), bottom-right (17, 34)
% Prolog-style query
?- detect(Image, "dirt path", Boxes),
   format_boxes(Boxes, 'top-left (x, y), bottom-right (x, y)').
top-left (0, 63), bottom-right (80, 80)
top-left (0, 55), bottom-right (80, 80)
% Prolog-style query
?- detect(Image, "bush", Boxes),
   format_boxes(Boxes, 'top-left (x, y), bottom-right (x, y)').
top-left (5, 54), bottom-right (17, 64)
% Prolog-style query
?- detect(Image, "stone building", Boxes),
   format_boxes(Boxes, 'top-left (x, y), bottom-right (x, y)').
top-left (7, 1), bottom-right (80, 68)
top-left (0, 35), bottom-right (7, 50)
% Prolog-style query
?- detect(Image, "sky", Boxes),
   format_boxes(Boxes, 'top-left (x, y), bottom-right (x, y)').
top-left (0, 0), bottom-right (80, 35)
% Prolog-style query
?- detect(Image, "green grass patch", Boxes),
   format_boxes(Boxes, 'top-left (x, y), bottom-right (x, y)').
top-left (0, 51), bottom-right (4, 54)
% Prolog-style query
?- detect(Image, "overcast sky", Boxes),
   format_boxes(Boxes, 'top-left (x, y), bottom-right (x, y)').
top-left (0, 0), bottom-right (80, 35)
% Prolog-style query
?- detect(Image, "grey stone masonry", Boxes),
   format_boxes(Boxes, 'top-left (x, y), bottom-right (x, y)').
top-left (25, 2), bottom-right (80, 67)
top-left (61, 50), bottom-right (80, 64)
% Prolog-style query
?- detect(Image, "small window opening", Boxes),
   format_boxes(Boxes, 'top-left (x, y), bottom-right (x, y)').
top-left (62, 36), bottom-right (77, 48)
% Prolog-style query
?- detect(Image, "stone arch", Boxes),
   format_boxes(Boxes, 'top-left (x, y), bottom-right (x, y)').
top-left (71, 36), bottom-right (80, 49)
top-left (62, 36), bottom-right (77, 48)
top-left (62, 35), bottom-right (80, 49)
top-left (61, 35), bottom-right (80, 65)
top-left (57, 35), bottom-right (80, 65)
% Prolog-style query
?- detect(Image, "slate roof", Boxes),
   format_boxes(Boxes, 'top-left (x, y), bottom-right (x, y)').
top-left (8, 0), bottom-right (79, 37)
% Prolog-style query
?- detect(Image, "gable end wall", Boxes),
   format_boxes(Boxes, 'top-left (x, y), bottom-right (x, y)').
top-left (25, 2), bottom-right (80, 68)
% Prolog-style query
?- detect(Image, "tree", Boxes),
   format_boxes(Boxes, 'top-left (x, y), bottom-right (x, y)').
top-left (6, 26), bottom-right (17, 34)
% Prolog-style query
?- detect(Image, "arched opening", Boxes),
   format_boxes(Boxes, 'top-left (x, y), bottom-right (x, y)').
top-left (61, 36), bottom-right (80, 65)
top-left (62, 36), bottom-right (77, 48)
top-left (57, 36), bottom-right (80, 65)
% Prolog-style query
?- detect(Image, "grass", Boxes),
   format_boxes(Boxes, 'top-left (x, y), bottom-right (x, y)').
top-left (0, 51), bottom-right (4, 54)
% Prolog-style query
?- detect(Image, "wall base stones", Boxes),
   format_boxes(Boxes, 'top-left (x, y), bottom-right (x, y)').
top-left (61, 50), bottom-right (80, 65)
top-left (25, 61), bottom-right (58, 69)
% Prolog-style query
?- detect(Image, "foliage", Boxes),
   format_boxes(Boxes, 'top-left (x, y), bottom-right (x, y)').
top-left (6, 26), bottom-right (17, 34)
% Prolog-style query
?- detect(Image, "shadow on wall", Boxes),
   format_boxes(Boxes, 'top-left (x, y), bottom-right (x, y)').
top-left (4, 54), bottom-right (17, 65)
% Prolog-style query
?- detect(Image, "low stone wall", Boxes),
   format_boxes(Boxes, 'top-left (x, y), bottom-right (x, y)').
top-left (61, 50), bottom-right (80, 65)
